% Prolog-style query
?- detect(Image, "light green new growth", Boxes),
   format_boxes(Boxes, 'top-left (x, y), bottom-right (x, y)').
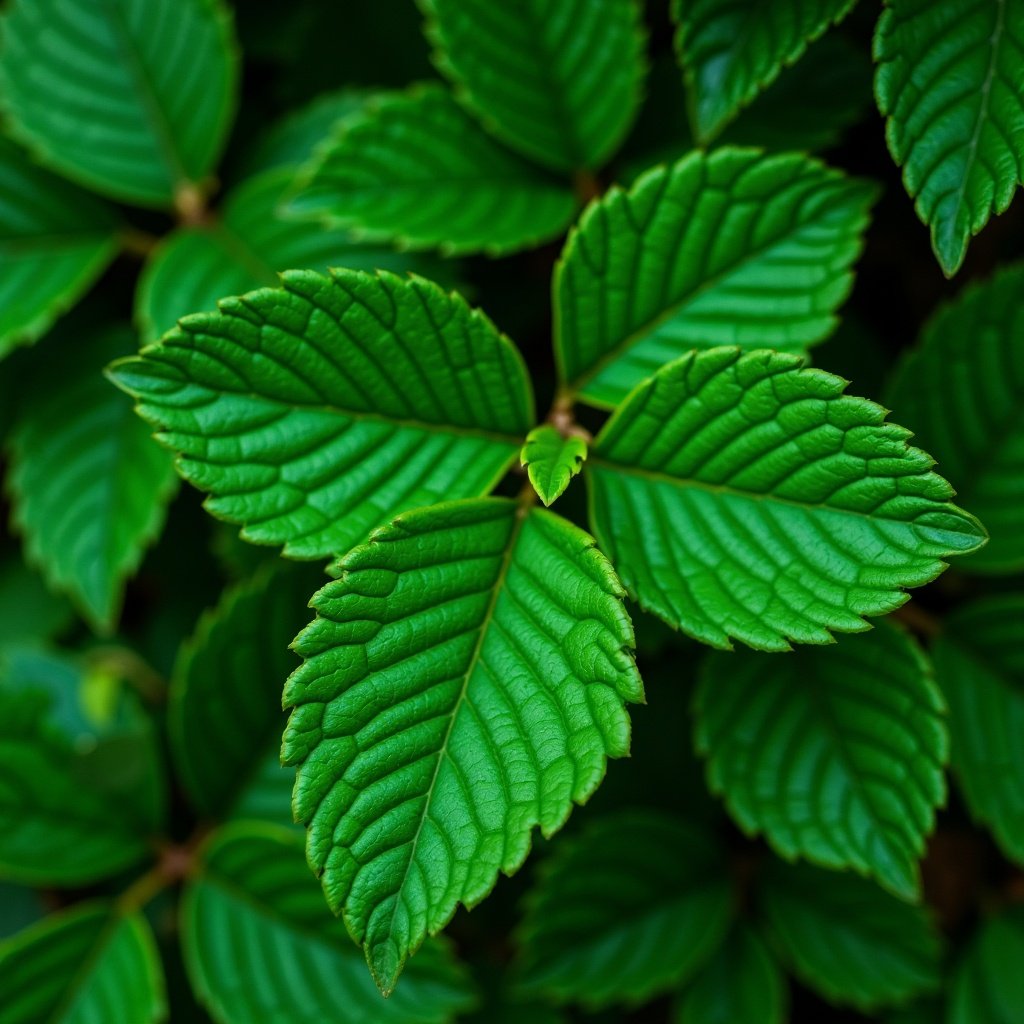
top-left (521, 425), bottom-right (588, 506)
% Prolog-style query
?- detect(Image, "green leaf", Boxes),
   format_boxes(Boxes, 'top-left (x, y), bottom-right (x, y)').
top-left (933, 596), bottom-right (1024, 865)
top-left (516, 810), bottom-right (733, 1007)
top-left (0, 553), bottom-right (73, 651)
top-left (887, 263), bottom-right (1024, 574)
top-left (282, 498), bottom-right (643, 994)
top-left (555, 149), bottom-right (876, 407)
top-left (0, 903), bottom-right (165, 1023)
top-left (183, 823), bottom-right (476, 1024)
top-left (0, 883), bottom-right (45, 941)
top-left (696, 622), bottom-right (946, 898)
top-left (587, 347), bottom-right (986, 651)
top-left (521, 425), bottom-right (588, 506)
top-left (7, 330), bottom-right (177, 633)
top-left (875, 0), bottom-right (1024, 276)
top-left (170, 561), bottom-right (323, 824)
top-left (948, 908), bottom-right (1024, 1024)
top-left (109, 268), bottom-right (534, 560)
top-left (672, 0), bottom-right (857, 143)
top-left (0, 0), bottom-right (238, 207)
top-left (673, 923), bottom-right (787, 1024)
top-left (288, 85), bottom-right (577, 256)
top-left (759, 860), bottom-right (942, 1011)
top-left (418, 0), bottom-right (646, 171)
top-left (0, 138), bottom-right (118, 358)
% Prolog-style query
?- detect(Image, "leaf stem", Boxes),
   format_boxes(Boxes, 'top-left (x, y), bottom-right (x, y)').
top-left (572, 168), bottom-right (603, 205)
top-left (85, 646), bottom-right (167, 704)
top-left (119, 226), bottom-right (160, 259)
top-left (174, 180), bottom-right (212, 226)
top-left (116, 827), bottom-right (209, 915)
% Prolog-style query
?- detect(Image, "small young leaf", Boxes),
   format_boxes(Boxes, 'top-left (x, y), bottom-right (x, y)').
top-left (887, 263), bottom-right (1024, 574)
top-left (0, 904), bottom-right (165, 1024)
top-left (875, 0), bottom-right (1024, 276)
top-left (0, 0), bottom-right (239, 207)
top-left (759, 860), bottom-right (942, 1011)
top-left (948, 908), bottom-right (1024, 1024)
top-left (555, 150), bottom-right (876, 407)
top-left (517, 811), bottom-right (734, 1007)
top-left (183, 824), bottom-right (476, 1024)
top-left (288, 86), bottom-right (576, 256)
top-left (7, 330), bottom-right (177, 633)
top-left (673, 924), bottom-right (787, 1024)
top-left (933, 596), bottom-right (1024, 866)
top-left (0, 139), bottom-right (118, 359)
top-left (672, 0), bottom-right (857, 143)
top-left (520, 425), bottom-right (587, 506)
top-left (587, 348), bottom-right (986, 651)
top-left (282, 498), bottom-right (643, 994)
top-left (419, 0), bottom-right (646, 171)
top-left (109, 269), bottom-right (534, 559)
top-left (697, 622), bottom-right (946, 898)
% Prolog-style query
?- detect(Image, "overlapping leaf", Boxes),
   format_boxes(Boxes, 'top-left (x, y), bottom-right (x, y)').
top-left (697, 622), bottom-right (945, 897)
top-left (0, 904), bottom-right (164, 1024)
top-left (555, 149), bottom-right (876, 407)
top-left (948, 908), bottom-right (1024, 1024)
top-left (0, 0), bottom-right (238, 207)
top-left (887, 263), bottom-right (1024, 573)
top-left (516, 810), bottom-right (733, 1007)
top-left (520, 425), bottom-right (587, 507)
top-left (0, 139), bottom-right (118, 358)
top-left (183, 824), bottom-right (476, 1024)
top-left (875, 0), bottom-right (1024, 275)
top-left (587, 347), bottom-right (986, 650)
top-left (288, 86), bottom-right (577, 255)
top-left (933, 596), bottom-right (1024, 865)
top-left (282, 498), bottom-right (643, 993)
top-left (672, 0), bottom-right (858, 143)
top-left (419, 0), bottom-right (646, 171)
top-left (109, 269), bottom-right (534, 559)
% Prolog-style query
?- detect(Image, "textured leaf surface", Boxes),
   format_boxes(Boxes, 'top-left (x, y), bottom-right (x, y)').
top-left (110, 269), bottom-right (533, 560)
top-left (0, 904), bottom-right (164, 1024)
top-left (875, 0), bottom-right (1024, 275)
top-left (587, 348), bottom-right (986, 650)
top-left (697, 622), bottom-right (946, 897)
top-left (183, 824), bottom-right (475, 1024)
top-left (887, 263), bottom-right (1024, 573)
top-left (289, 86), bottom-right (576, 256)
top-left (759, 860), bottom-right (942, 1011)
top-left (0, 0), bottom-right (238, 206)
top-left (933, 596), bottom-right (1024, 865)
top-left (517, 811), bottom-right (733, 1007)
top-left (521, 425), bottom-right (587, 506)
top-left (673, 924), bottom-right (786, 1024)
top-left (282, 498), bottom-right (643, 993)
top-left (0, 139), bottom-right (118, 358)
top-left (555, 149), bottom-right (876, 406)
top-left (7, 331), bottom-right (177, 632)
top-left (170, 562), bottom-right (323, 823)
top-left (419, 0), bottom-right (646, 171)
top-left (948, 908), bottom-right (1024, 1024)
top-left (673, 0), bottom-right (857, 143)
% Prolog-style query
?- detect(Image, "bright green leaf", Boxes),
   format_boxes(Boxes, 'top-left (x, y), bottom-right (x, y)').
top-left (587, 347), bottom-right (986, 650)
top-left (672, 0), bottom-right (857, 143)
top-left (673, 923), bottom-right (787, 1024)
top-left (288, 86), bottom-right (577, 256)
top-left (887, 263), bottom-right (1024, 574)
top-left (418, 0), bottom-right (646, 171)
top-left (0, 138), bottom-right (118, 358)
top-left (0, 0), bottom-right (238, 207)
top-left (875, 0), bottom-right (1024, 276)
top-left (948, 908), bottom-right (1024, 1024)
top-left (516, 810), bottom-right (733, 1007)
top-left (759, 860), bottom-right (942, 1011)
top-left (521, 425), bottom-right (588, 506)
top-left (282, 498), bottom-right (643, 994)
top-left (697, 622), bottom-right (946, 898)
top-left (109, 269), bottom-right (534, 560)
top-left (933, 596), bottom-right (1024, 866)
top-left (555, 149), bottom-right (876, 407)
top-left (7, 330), bottom-right (177, 633)
top-left (0, 904), bottom-right (165, 1024)
top-left (183, 824), bottom-right (476, 1024)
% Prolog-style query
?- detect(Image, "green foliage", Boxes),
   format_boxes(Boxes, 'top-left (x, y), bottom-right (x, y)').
top-left (520, 425), bottom-right (588, 506)
top-left (948, 908), bottom-right (1024, 1024)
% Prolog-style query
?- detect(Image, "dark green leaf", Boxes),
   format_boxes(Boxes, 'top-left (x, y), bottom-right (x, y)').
top-left (948, 908), bottom-right (1024, 1024)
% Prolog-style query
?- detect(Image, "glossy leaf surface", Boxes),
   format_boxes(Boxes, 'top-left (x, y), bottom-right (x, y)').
top-left (521, 425), bottom-right (588, 507)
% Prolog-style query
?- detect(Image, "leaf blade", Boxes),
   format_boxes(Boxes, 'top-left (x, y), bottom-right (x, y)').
top-left (521, 425), bottom-right (588, 506)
